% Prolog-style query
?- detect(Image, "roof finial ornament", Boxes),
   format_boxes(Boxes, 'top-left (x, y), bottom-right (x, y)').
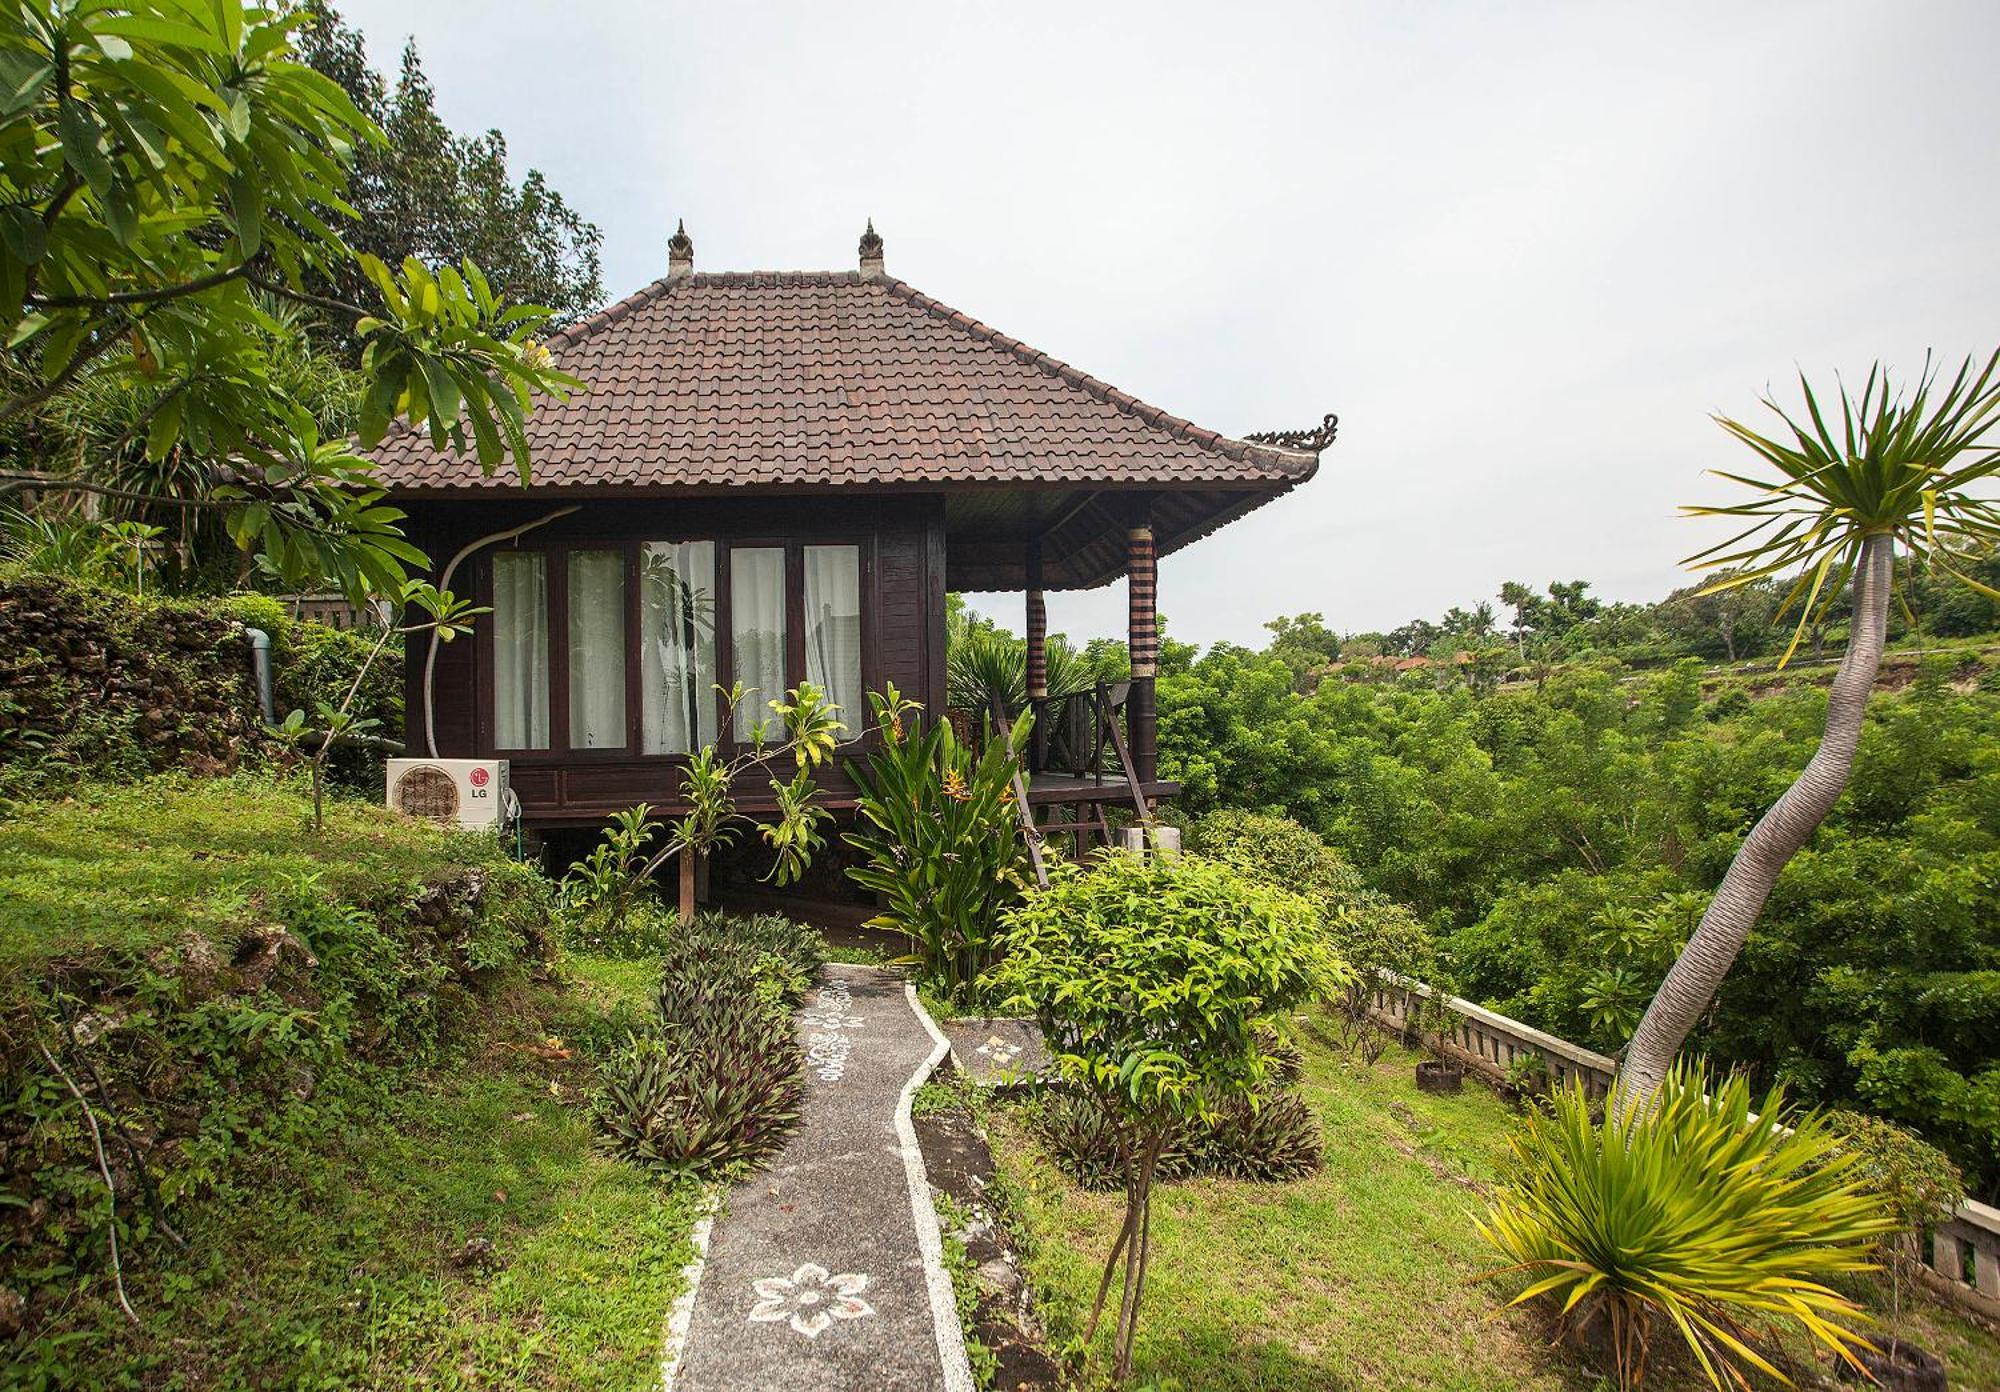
top-left (668, 219), bottom-right (694, 279)
top-left (858, 218), bottom-right (885, 278)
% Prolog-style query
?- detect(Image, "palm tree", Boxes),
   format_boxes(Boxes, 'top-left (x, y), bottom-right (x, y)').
top-left (1619, 351), bottom-right (2000, 1110)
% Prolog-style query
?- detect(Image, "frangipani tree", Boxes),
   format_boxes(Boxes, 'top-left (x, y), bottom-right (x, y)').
top-left (0, 1), bottom-right (579, 600)
top-left (1620, 350), bottom-right (2000, 1107)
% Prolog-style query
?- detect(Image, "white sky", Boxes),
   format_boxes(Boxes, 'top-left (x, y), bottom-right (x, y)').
top-left (338, 0), bottom-right (2000, 649)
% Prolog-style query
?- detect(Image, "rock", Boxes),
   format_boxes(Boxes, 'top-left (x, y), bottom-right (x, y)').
top-left (451, 1236), bottom-right (501, 1272)
top-left (231, 925), bottom-right (318, 990)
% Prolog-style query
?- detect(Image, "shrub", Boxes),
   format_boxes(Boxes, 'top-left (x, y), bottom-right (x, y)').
top-left (591, 911), bottom-right (822, 1176)
top-left (1033, 1085), bottom-right (1323, 1189)
top-left (1477, 1064), bottom-right (1892, 1390)
top-left (845, 687), bottom-right (1030, 1006)
top-left (1823, 1109), bottom-right (1965, 1333)
top-left (993, 851), bottom-right (1347, 1383)
top-left (1188, 810), bottom-right (1438, 1058)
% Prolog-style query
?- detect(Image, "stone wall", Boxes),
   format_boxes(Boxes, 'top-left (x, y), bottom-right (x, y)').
top-left (0, 572), bottom-right (267, 792)
top-left (0, 572), bottom-right (401, 798)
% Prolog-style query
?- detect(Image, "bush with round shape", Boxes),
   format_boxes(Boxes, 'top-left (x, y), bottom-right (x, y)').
top-left (1477, 1063), bottom-right (1893, 1391)
top-left (993, 851), bottom-right (1347, 1384)
top-left (1188, 810), bottom-right (1439, 1059)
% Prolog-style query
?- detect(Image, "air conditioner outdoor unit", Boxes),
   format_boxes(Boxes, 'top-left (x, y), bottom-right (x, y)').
top-left (385, 758), bottom-right (511, 830)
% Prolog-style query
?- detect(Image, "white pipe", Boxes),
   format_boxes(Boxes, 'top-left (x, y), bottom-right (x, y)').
top-left (422, 506), bottom-right (581, 757)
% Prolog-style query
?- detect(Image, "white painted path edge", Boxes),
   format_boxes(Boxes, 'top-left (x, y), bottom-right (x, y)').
top-left (657, 979), bottom-right (974, 1392)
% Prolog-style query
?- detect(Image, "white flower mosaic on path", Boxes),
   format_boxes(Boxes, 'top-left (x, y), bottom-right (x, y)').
top-left (974, 1035), bottom-right (1022, 1068)
top-left (800, 979), bottom-right (864, 1082)
top-left (747, 1263), bottom-right (875, 1339)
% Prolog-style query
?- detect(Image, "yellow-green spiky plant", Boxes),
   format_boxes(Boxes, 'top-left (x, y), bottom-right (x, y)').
top-left (1479, 1065), bottom-right (1893, 1390)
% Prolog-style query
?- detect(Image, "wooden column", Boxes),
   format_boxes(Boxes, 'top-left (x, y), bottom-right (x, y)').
top-left (1126, 517), bottom-right (1158, 785)
top-left (1024, 542), bottom-right (1048, 700)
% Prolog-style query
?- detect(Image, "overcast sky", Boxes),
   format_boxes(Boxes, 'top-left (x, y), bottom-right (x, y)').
top-left (337, 0), bottom-right (1999, 650)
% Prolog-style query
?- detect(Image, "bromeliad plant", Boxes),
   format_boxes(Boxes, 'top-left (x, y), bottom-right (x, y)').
top-left (593, 910), bottom-right (824, 1174)
top-left (844, 684), bottom-right (1032, 1006)
top-left (1477, 1064), bottom-right (1893, 1391)
top-left (993, 852), bottom-right (1347, 1385)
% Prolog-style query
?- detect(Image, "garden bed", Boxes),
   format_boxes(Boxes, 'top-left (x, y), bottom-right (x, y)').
top-left (987, 1017), bottom-right (2000, 1391)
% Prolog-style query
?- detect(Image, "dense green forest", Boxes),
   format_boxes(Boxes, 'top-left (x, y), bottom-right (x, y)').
top-left (973, 567), bottom-right (2000, 1198)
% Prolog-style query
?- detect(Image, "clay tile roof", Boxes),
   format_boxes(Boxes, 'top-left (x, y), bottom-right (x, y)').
top-left (365, 270), bottom-right (1322, 494)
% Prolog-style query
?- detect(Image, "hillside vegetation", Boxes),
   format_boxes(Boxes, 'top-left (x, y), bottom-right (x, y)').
top-left (1157, 632), bottom-right (2000, 1197)
top-left (0, 775), bottom-right (697, 1390)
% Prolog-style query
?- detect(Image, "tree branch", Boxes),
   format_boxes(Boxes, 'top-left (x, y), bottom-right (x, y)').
top-left (28, 262), bottom-right (252, 310)
top-left (244, 274), bottom-right (370, 323)
top-left (37, 1041), bottom-right (139, 1325)
top-left (0, 319), bottom-right (129, 424)
top-left (0, 472), bottom-right (238, 509)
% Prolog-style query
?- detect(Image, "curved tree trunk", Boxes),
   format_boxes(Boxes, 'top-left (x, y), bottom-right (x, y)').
top-left (1617, 533), bottom-right (1893, 1113)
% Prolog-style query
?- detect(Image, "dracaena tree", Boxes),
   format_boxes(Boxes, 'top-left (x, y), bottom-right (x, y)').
top-left (1619, 350), bottom-right (2000, 1109)
top-left (0, 0), bottom-right (579, 600)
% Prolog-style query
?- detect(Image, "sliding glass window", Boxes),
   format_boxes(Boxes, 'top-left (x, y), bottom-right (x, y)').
top-left (567, 550), bottom-right (627, 749)
top-left (641, 541), bottom-right (717, 753)
top-left (804, 545), bottom-right (862, 734)
top-left (730, 547), bottom-right (787, 742)
top-left (492, 551), bottom-right (550, 750)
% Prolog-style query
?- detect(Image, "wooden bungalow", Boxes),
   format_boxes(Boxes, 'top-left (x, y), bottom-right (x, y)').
top-left (367, 222), bottom-right (1331, 915)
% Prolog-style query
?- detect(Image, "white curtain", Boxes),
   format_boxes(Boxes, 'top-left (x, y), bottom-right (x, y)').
top-left (567, 550), bottom-right (626, 749)
top-left (641, 541), bottom-right (717, 753)
top-left (731, 547), bottom-right (786, 741)
top-left (804, 545), bottom-right (861, 734)
top-left (492, 551), bottom-right (549, 749)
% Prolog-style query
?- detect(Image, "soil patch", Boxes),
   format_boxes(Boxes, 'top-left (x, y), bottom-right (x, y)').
top-left (916, 1099), bottom-right (1063, 1392)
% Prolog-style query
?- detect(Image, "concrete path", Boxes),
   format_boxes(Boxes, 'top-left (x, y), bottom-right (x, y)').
top-left (664, 964), bottom-right (973, 1392)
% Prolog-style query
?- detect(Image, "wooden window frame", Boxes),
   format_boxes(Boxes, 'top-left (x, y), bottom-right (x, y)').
top-left (478, 534), bottom-right (873, 764)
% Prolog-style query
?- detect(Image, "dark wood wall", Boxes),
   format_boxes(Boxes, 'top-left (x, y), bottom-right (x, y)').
top-left (398, 493), bottom-right (947, 823)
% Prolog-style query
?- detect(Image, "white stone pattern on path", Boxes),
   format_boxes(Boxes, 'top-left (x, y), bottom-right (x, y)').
top-left (664, 964), bottom-right (973, 1392)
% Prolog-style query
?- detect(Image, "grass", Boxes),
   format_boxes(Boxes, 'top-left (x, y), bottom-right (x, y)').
top-left (0, 772), bottom-right (512, 987)
top-left (992, 1019), bottom-right (2000, 1391)
top-left (1, 772), bottom-right (702, 1389)
top-left (12, 970), bottom-right (703, 1391)
top-left (995, 1024), bottom-right (1575, 1392)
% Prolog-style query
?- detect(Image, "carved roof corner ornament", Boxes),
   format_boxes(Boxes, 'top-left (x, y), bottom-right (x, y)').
top-left (1245, 412), bottom-right (1339, 453)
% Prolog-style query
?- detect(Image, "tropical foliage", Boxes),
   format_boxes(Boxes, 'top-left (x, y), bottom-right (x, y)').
top-left (844, 684), bottom-right (1031, 1005)
top-left (1477, 1065), bottom-right (1892, 1390)
top-left (1620, 352), bottom-right (2000, 1108)
top-left (1184, 809), bottom-right (1440, 1057)
top-left (992, 851), bottom-right (1346, 1384)
top-left (0, 0), bottom-right (578, 600)
top-left (1142, 616), bottom-right (2000, 1195)
top-left (592, 910), bottom-right (822, 1176)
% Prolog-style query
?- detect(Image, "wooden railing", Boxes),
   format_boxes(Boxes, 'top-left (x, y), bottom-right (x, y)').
top-left (1367, 977), bottom-right (2000, 1318)
top-left (1025, 680), bottom-right (1130, 780)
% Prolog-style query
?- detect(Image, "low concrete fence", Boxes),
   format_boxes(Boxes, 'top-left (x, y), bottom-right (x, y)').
top-left (1367, 977), bottom-right (1618, 1100)
top-left (1367, 977), bottom-right (2000, 1320)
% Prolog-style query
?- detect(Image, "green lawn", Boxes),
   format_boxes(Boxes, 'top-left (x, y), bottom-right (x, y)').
top-left (14, 968), bottom-right (701, 1391)
top-left (993, 1019), bottom-right (2000, 1392)
top-left (0, 772), bottom-right (516, 987)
